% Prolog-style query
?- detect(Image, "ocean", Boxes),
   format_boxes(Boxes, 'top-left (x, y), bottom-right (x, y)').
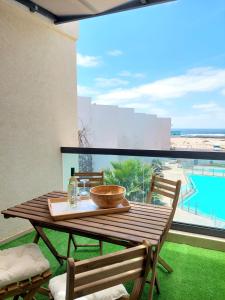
top-left (171, 129), bottom-right (225, 137)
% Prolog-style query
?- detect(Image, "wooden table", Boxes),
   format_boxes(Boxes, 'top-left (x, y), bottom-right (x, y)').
top-left (2, 191), bottom-right (173, 266)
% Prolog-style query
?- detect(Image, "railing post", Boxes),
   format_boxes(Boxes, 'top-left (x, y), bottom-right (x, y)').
top-left (195, 201), bottom-right (197, 215)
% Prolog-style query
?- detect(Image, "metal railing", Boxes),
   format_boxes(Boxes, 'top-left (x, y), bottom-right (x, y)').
top-left (61, 147), bottom-right (225, 238)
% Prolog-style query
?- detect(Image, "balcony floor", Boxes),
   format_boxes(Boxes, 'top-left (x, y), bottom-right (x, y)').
top-left (1, 230), bottom-right (225, 300)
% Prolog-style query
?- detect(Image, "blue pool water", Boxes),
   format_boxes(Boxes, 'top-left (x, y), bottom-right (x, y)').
top-left (183, 175), bottom-right (225, 221)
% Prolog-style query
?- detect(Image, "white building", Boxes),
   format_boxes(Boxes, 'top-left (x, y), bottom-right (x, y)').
top-left (78, 96), bottom-right (171, 171)
top-left (78, 96), bottom-right (171, 150)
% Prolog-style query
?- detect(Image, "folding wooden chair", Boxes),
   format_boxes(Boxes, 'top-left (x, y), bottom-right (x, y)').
top-left (0, 243), bottom-right (51, 300)
top-left (49, 241), bottom-right (158, 300)
top-left (146, 175), bottom-right (181, 273)
top-left (67, 171), bottom-right (104, 257)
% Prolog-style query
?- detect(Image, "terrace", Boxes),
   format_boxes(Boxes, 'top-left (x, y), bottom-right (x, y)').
top-left (1, 231), bottom-right (225, 300)
top-left (0, 1), bottom-right (225, 300)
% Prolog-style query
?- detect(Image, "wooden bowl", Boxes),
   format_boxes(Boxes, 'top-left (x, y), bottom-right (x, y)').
top-left (90, 185), bottom-right (126, 208)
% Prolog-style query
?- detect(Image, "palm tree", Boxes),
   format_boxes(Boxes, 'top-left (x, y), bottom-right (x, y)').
top-left (104, 159), bottom-right (153, 202)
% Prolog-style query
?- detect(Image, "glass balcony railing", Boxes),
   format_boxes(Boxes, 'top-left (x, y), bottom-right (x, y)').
top-left (61, 147), bottom-right (225, 238)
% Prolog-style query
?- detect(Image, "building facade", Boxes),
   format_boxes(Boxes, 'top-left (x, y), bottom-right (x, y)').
top-left (0, 0), bottom-right (78, 241)
top-left (78, 96), bottom-right (171, 150)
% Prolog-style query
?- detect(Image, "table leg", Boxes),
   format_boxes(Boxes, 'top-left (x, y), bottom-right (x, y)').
top-left (32, 224), bottom-right (64, 265)
top-left (158, 255), bottom-right (173, 273)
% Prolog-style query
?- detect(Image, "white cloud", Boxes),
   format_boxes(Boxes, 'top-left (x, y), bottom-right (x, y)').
top-left (174, 101), bottom-right (225, 128)
top-left (95, 77), bottom-right (129, 88)
top-left (77, 53), bottom-right (101, 67)
top-left (95, 67), bottom-right (225, 105)
top-left (119, 71), bottom-right (145, 79)
top-left (192, 102), bottom-right (220, 111)
top-left (107, 50), bottom-right (123, 56)
top-left (173, 111), bottom-right (225, 128)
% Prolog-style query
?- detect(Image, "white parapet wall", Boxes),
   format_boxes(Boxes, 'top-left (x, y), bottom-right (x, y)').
top-left (78, 96), bottom-right (171, 171)
top-left (0, 0), bottom-right (79, 241)
top-left (78, 96), bottom-right (171, 150)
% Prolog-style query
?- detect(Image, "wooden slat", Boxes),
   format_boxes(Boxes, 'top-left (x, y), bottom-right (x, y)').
top-left (75, 257), bottom-right (144, 287)
top-left (17, 204), bottom-right (48, 213)
top-left (0, 269), bottom-right (51, 299)
top-left (27, 198), bottom-right (171, 218)
top-left (154, 177), bottom-right (177, 186)
top-left (129, 207), bottom-right (169, 219)
top-left (4, 208), bottom-right (156, 244)
top-left (28, 193), bottom-right (172, 213)
top-left (152, 188), bottom-right (175, 199)
top-left (130, 203), bottom-right (172, 215)
top-left (74, 269), bottom-right (142, 299)
top-left (2, 191), bottom-right (174, 247)
top-left (131, 201), bottom-right (172, 211)
top-left (6, 201), bottom-right (169, 229)
top-left (9, 205), bottom-right (160, 241)
top-left (9, 206), bottom-right (51, 217)
top-left (106, 213), bottom-right (167, 227)
top-left (18, 202), bottom-right (167, 234)
top-left (154, 182), bottom-right (176, 193)
top-left (82, 216), bottom-right (163, 235)
top-left (92, 215), bottom-right (165, 231)
top-left (122, 212), bottom-right (168, 223)
top-left (20, 198), bottom-right (170, 225)
top-left (75, 245), bottom-right (146, 273)
top-left (68, 218), bottom-right (159, 240)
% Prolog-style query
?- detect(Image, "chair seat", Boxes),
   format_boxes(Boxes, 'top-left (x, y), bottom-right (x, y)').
top-left (49, 273), bottom-right (129, 300)
top-left (0, 243), bottom-right (50, 288)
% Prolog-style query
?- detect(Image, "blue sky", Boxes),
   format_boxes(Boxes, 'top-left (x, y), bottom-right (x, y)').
top-left (77, 0), bottom-right (225, 128)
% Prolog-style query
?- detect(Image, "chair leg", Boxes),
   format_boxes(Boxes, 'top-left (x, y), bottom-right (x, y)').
top-left (158, 256), bottom-right (173, 273)
top-left (67, 234), bottom-right (78, 258)
top-left (71, 234), bottom-right (78, 251)
top-left (69, 234), bottom-right (102, 255)
top-left (146, 273), bottom-right (160, 294)
top-left (148, 247), bottom-right (159, 300)
top-left (67, 234), bottom-right (72, 258)
top-left (155, 274), bottom-right (160, 294)
top-left (23, 287), bottom-right (40, 300)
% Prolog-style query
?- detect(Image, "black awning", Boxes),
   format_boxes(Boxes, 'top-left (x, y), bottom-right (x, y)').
top-left (14, 0), bottom-right (174, 24)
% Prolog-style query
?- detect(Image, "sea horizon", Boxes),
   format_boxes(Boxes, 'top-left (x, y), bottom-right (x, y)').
top-left (171, 128), bottom-right (225, 137)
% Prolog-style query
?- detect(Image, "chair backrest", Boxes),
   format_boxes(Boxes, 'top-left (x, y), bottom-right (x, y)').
top-left (66, 241), bottom-right (152, 300)
top-left (146, 175), bottom-right (181, 210)
top-left (74, 171), bottom-right (104, 188)
top-left (146, 175), bottom-right (181, 250)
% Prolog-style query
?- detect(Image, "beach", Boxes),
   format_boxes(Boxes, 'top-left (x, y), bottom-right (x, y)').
top-left (171, 136), bottom-right (225, 151)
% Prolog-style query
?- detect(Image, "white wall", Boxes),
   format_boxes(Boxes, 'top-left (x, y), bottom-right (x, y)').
top-left (0, 0), bottom-right (78, 241)
top-left (77, 97), bottom-right (171, 172)
top-left (78, 97), bottom-right (171, 150)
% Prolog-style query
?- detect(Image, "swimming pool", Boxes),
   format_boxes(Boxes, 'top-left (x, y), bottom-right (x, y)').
top-left (182, 174), bottom-right (225, 221)
top-left (191, 167), bottom-right (225, 175)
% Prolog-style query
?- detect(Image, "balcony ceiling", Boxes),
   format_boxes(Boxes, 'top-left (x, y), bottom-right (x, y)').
top-left (15, 0), bottom-right (174, 24)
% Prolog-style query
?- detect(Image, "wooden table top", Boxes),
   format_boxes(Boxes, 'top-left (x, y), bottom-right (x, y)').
top-left (2, 191), bottom-right (173, 246)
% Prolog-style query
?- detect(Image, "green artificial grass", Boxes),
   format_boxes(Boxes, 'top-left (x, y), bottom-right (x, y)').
top-left (1, 230), bottom-right (225, 300)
